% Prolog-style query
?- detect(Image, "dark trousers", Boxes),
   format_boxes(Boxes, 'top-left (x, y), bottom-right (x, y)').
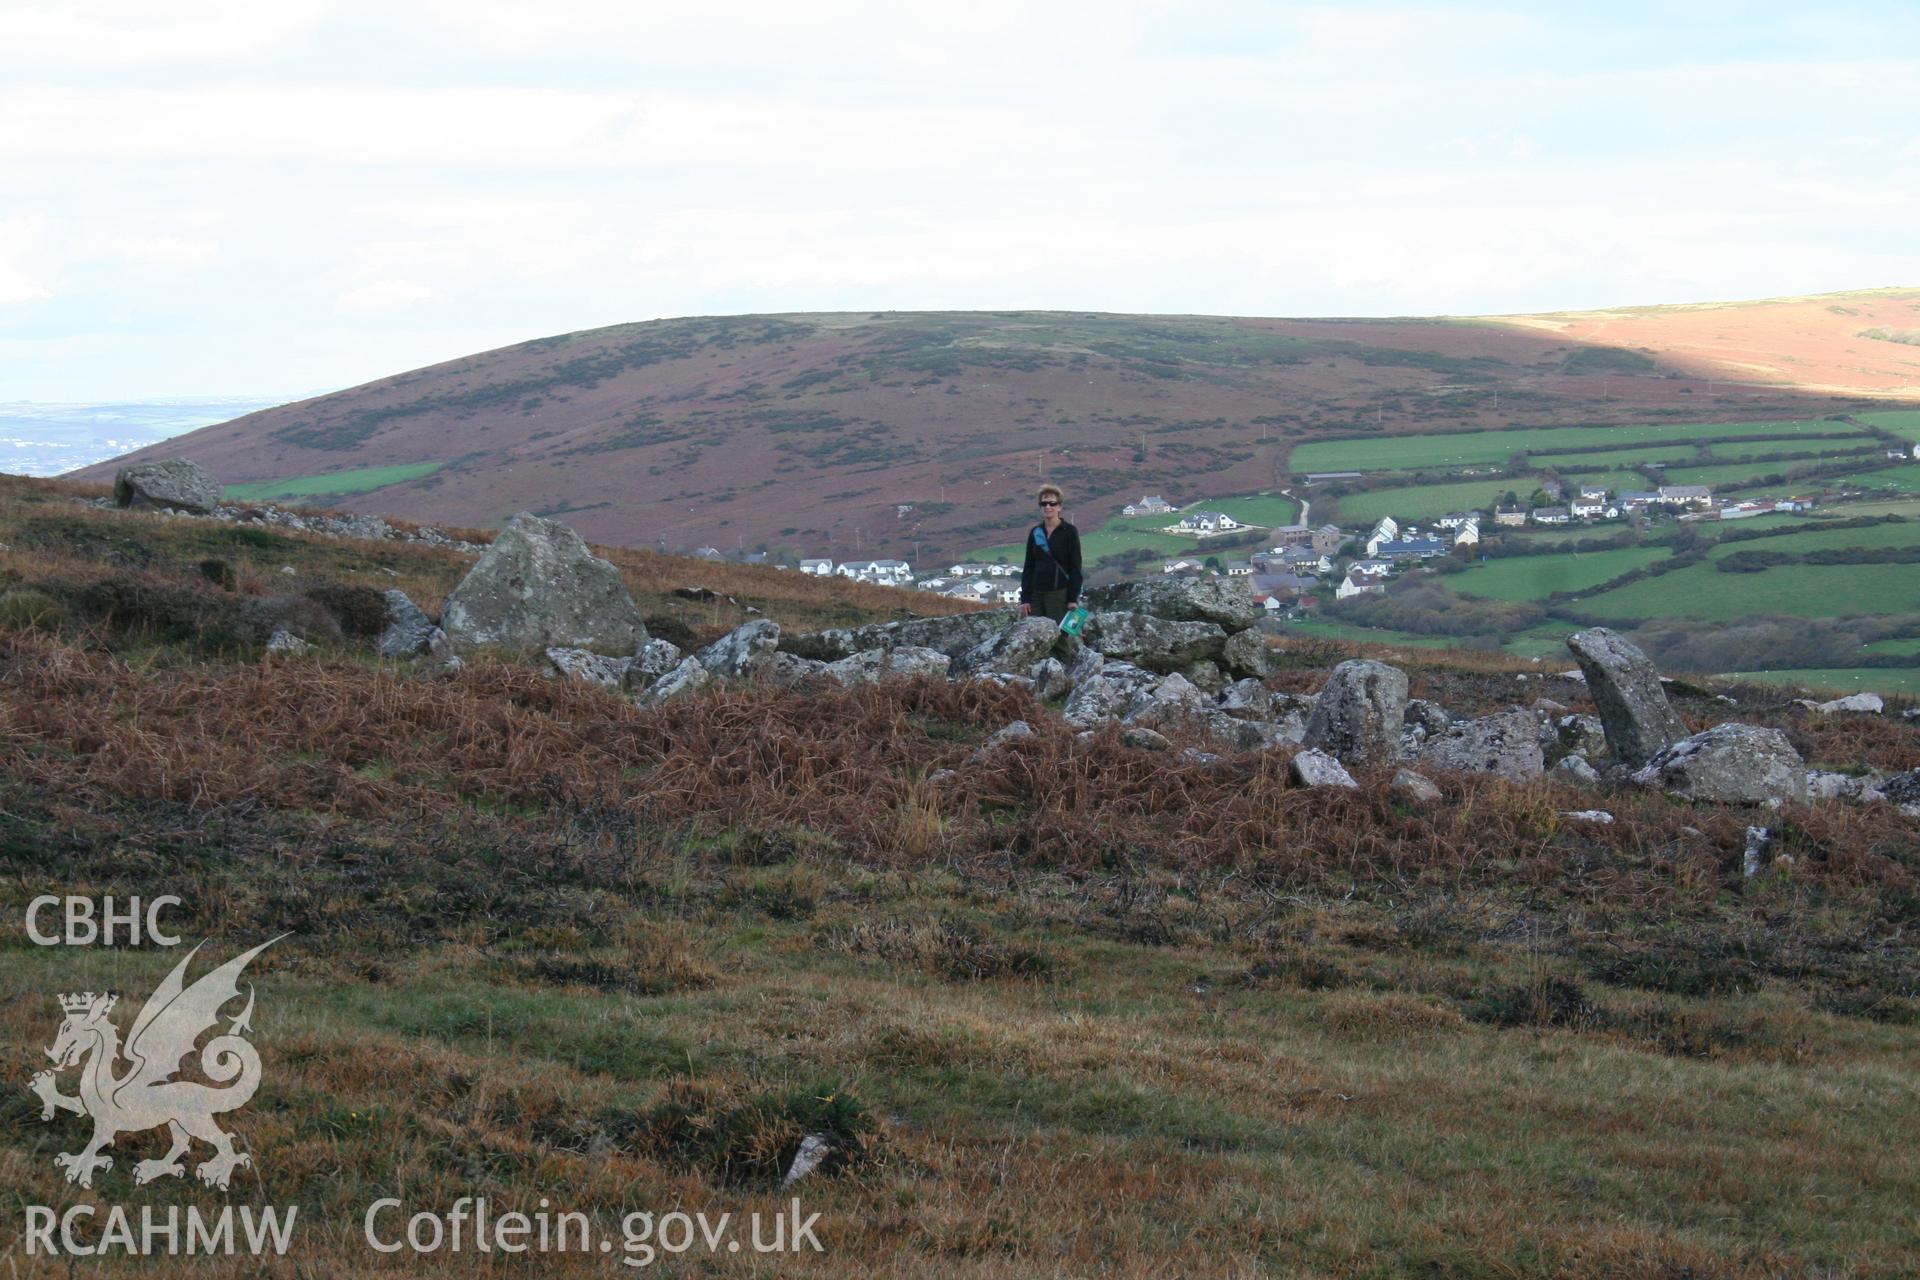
top-left (1031, 588), bottom-right (1070, 622)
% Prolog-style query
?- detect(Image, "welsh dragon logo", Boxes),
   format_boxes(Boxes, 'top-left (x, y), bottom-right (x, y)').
top-left (30, 937), bottom-right (283, 1191)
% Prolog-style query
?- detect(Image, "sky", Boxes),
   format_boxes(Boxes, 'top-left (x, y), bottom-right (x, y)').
top-left (1, 0), bottom-right (1917, 402)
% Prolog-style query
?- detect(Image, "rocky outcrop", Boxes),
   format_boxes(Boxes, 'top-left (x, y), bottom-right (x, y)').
top-left (441, 512), bottom-right (646, 655)
top-left (823, 645), bottom-right (951, 686)
top-left (636, 657), bottom-right (710, 707)
top-left (1083, 577), bottom-right (1261, 631)
top-left (629, 639), bottom-right (685, 688)
top-left (1219, 628), bottom-right (1273, 680)
top-left (1080, 611), bottom-right (1228, 674)
top-left (546, 647), bottom-right (633, 689)
top-left (695, 618), bottom-right (781, 680)
top-left (1565, 628), bottom-right (1687, 767)
top-left (953, 617), bottom-right (1061, 678)
top-left (1301, 659), bottom-right (1408, 765)
top-left (1062, 661), bottom-right (1156, 728)
top-left (1631, 723), bottom-right (1808, 805)
top-left (1122, 672), bottom-right (1209, 729)
top-left (1419, 711), bottom-right (1545, 782)
top-left (113, 459), bottom-right (222, 513)
top-left (780, 609), bottom-right (1018, 662)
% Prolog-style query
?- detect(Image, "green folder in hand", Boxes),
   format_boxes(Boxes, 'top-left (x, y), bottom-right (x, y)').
top-left (1060, 606), bottom-right (1089, 636)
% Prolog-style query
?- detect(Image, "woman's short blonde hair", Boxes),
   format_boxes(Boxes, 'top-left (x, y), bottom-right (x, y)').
top-left (1037, 484), bottom-right (1064, 504)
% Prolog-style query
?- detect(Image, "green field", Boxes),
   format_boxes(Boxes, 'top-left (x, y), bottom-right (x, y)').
top-left (1530, 434), bottom-right (1874, 473)
top-left (1529, 444), bottom-right (1698, 470)
top-left (969, 492), bottom-right (1297, 566)
top-left (1719, 667), bottom-right (1920, 696)
top-left (1703, 519), bottom-right (1920, 559)
top-left (1283, 617), bottom-right (1466, 650)
top-left (1577, 561), bottom-right (1920, 621)
top-left (1862, 636), bottom-right (1920, 656)
top-left (1450, 545), bottom-right (1670, 601)
top-left (1858, 409), bottom-right (1920, 443)
top-left (225, 462), bottom-right (444, 501)
top-left (1332, 472), bottom-right (1642, 524)
top-left (1290, 419), bottom-right (1851, 474)
top-left (1654, 458), bottom-right (1838, 488)
top-left (1833, 464), bottom-right (1920, 493)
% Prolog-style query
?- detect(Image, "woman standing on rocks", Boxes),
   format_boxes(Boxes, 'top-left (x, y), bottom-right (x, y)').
top-left (1020, 484), bottom-right (1083, 623)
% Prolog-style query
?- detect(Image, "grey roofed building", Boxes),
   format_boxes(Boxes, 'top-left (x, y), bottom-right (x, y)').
top-left (1375, 537), bottom-right (1448, 560)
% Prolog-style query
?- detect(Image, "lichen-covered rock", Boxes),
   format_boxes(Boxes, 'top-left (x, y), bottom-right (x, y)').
top-left (546, 647), bottom-right (633, 689)
top-left (1218, 678), bottom-right (1277, 721)
top-left (780, 608), bottom-right (1017, 662)
top-left (1202, 712), bottom-right (1294, 752)
top-left (1566, 627), bottom-right (1687, 767)
top-left (441, 512), bottom-right (647, 654)
top-left (695, 618), bottom-right (782, 680)
top-left (1062, 661), bottom-right (1155, 728)
top-left (1419, 711), bottom-right (1545, 782)
top-left (1179, 660), bottom-right (1227, 694)
top-left (635, 656), bottom-right (710, 707)
top-left (377, 590), bottom-right (438, 658)
top-left (264, 629), bottom-right (312, 656)
top-left (1805, 770), bottom-right (1886, 803)
top-left (761, 651), bottom-right (827, 687)
top-left (953, 616), bottom-right (1061, 678)
top-left (1799, 692), bottom-right (1884, 715)
top-left (1290, 748), bottom-right (1358, 790)
top-left (1220, 628), bottom-right (1274, 680)
top-left (113, 458), bottom-right (222, 513)
top-left (1082, 611), bottom-right (1228, 674)
top-left (1554, 714), bottom-right (1609, 761)
top-left (628, 638), bottom-right (685, 688)
top-left (1552, 754), bottom-right (1601, 784)
top-left (1404, 699), bottom-right (1452, 739)
top-left (1880, 770), bottom-right (1920, 805)
top-left (1123, 672), bottom-right (1209, 728)
top-left (1120, 726), bottom-right (1173, 752)
top-left (1302, 659), bottom-right (1408, 765)
top-left (1030, 657), bottom-right (1071, 700)
top-left (1084, 577), bottom-right (1260, 631)
top-left (1631, 723), bottom-right (1808, 805)
top-left (824, 645), bottom-right (951, 686)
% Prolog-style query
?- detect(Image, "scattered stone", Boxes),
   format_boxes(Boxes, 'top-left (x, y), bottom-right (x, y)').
top-left (1030, 657), bottom-right (1071, 700)
top-left (545, 647), bottom-right (632, 689)
top-left (1390, 768), bottom-right (1443, 804)
top-left (1878, 770), bottom-right (1920, 805)
top-left (1083, 576), bottom-right (1261, 631)
top-left (823, 645), bottom-right (950, 686)
top-left (1631, 723), bottom-right (1808, 805)
top-left (1562, 810), bottom-right (1614, 824)
top-left (1202, 712), bottom-right (1291, 752)
top-left (1179, 659), bottom-right (1227, 694)
top-left (1123, 672), bottom-right (1208, 728)
top-left (1552, 755), bottom-right (1601, 784)
top-left (1302, 659), bottom-right (1408, 765)
top-left (1530, 697), bottom-right (1568, 716)
top-left (1080, 611), bottom-right (1228, 673)
top-left (784, 1134), bottom-right (832, 1187)
top-left (629, 638), bottom-right (685, 687)
top-left (1218, 678), bottom-right (1277, 721)
top-left (264, 629), bottom-right (312, 655)
top-left (1743, 826), bottom-right (1772, 878)
top-left (1403, 699), bottom-right (1452, 739)
top-left (113, 458), bottom-right (222, 513)
top-left (953, 616), bottom-right (1061, 678)
top-left (635, 656), bottom-right (710, 707)
top-left (1554, 714), bottom-right (1608, 761)
top-left (377, 590), bottom-right (438, 658)
top-left (1797, 692), bottom-right (1885, 715)
top-left (1066, 647), bottom-right (1106, 685)
top-left (1180, 747), bottom-right (1223, 766)
top-left (762, 651), bottom-right (827, 687)
top-left (977, 720), bottom-right (1035, 755)
top-left (695, 618), bottom-right (782, 680)
top-left (1565, 627), bottom-right (1688, 768)
top-left (441, 512), bottom-right (647, 654)
top-left (1120, 726), bottom-right (1173, 752)
top-left (1805, 770), bottom-right (1887, 803)
top-left (1419, 711), bottom-right (1545, 782)
top-left (1289, 748), bottom-right (1359, 790)
top-left (1557, 669), bottom-right (1587, 683)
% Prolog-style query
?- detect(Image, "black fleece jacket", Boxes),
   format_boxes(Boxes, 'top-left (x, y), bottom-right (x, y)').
top-left (1020, 521), bottom-right (1083, 603)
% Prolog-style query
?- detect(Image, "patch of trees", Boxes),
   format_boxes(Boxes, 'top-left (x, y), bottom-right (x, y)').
top-left (1326, 579), bottom-right (1544, 638)
top-left (1624, 616), bottom-right (1920, 674)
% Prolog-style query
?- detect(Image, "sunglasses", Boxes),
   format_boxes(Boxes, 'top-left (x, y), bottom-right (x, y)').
top-left (1038, 500), bottom-right (1060, 507)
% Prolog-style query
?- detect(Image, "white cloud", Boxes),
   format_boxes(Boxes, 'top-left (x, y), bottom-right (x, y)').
top-left (0, 0), bottom-right (325, 69)
top-left (336, 280), bottom-right (431, 313)
top-left (0, 217), bottom-right (54, 304)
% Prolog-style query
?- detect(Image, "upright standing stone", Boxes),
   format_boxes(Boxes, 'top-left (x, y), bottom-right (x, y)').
top-left (440, 512), bottom-right (647, 654)
top-left (1301, 659), bottom-right (1408, 765)
top-left (1566, 628), bottom-right (1687, 767)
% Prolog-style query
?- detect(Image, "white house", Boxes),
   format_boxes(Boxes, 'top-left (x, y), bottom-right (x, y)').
top-left (1493, 506), bottom-right (1528, 527)
top-left (1532, 506), bottom-right (1572, 525)
top-left (1225, 560), bottom-right (1254, 576)
top-left (800, 558), bottom-right (834, 576)
top-left (1657, 485), bottom-right (1713, 508)
top-left (1175, 511), bottom-right (1243, 534)
top-left (1435, 512), bottom-right (1476, 529)
top-left (1452, 520), bottom-right (1480, 547)
top-left (1123, 494), bottom-right (1174, 516)
top-left (1336, 572), bottom-right (1386, 599)
top-left (1578, 484), bottom-right (1611, 500)
top-left (1161, 558), bottom-right (1205, 574)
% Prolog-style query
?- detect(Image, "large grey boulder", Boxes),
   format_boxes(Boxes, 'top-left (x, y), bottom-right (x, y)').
top-left (1566, 628), bottom-right (1687, 767)
top-left (377, 590), bottom-right (438, 658)
top-left (695, 618), bottom-right (781, 680)
top-left (824, 645), bottom-right (951, 686)
top-left (780, 608), bottom-right (1016, 662)
top-left (113, 458), bottom-right (222, 513)
top-left (954, 616), bottom-right (1061, 678)
top-left (1062, 661), bottom-right (1156, 727)
top-left (441, 513), bottom-right (647, 655)
top-left (1084, 577), bottom-right (1260, 631)
top-left (1631, 723), bottom-right (1808, 805)
top-left (1301, 659), bottom-right (1408, 765)
top-left (1419, 711), bottom-right (1545, 782)
top-left (1081, 611), bottom-right (1228, 673)
top-left (1220, 628), bottom-right (1274, 680)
